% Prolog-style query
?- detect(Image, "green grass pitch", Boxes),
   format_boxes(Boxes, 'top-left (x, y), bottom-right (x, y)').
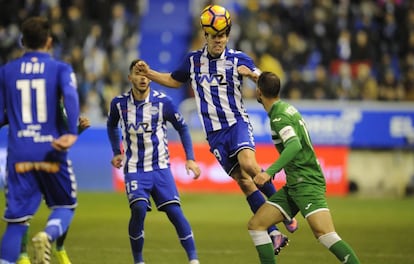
top-left (1, 192), bottom-right (414, 263)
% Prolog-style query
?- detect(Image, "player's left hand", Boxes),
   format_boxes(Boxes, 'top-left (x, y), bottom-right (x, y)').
top-left (52, 134), bottom-right (78, 151)
top-left (253, 171), bottom-right (272, 186)
top-left (78, 116), bottom-right (91, 130)
top-left (237, 65), bottom-right (258, 82)
top-left (186, 160), bottom-right (201, 180)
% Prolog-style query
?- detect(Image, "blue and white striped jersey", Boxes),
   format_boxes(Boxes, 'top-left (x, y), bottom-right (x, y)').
top-left (107, 89), bottom-right (195, 173)
top-left (171, 46), bottom-right (261, 134)
top-left (0, 51), bottom-right (79, 162)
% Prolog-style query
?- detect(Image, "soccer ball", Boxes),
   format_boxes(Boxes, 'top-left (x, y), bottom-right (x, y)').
top-left (200, 5), bottom-right (231, 35)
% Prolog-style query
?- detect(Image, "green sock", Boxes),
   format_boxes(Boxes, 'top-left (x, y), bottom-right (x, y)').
top-left (20, 229), bottom-right (29, 254)
top-left (256, 243), bottom-right (276, 264)
top-left (329, 240), bottom-right (361, 264)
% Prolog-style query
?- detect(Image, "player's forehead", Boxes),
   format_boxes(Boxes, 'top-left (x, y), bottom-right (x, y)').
top-left (207, 32), bottom-right (227, 38)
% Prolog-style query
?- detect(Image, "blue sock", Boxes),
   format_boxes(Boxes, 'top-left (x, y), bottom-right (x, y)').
top-left (0, 223), bottom-right (28, 262)
top-left (258, 181), bottom-right (277, 198)
top-left (129, 201), bottom-right (147, 263)
top-left (45, 208), bottom-right (74, 242)
top-left (164, 204), bottom-right (198, 261)
top-left (247, 190), bottom-right (279, 233)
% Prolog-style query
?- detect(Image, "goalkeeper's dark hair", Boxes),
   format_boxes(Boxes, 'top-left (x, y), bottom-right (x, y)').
top-left (257, 71), bottom-right (281, 98)
top-left (21, 16), bottom-right (51, 49)
top-left (129, 59), bottom-right (142, 72)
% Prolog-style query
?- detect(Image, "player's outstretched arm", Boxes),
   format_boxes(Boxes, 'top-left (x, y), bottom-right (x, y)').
top-left (135, 60), bottom-right (182, 88)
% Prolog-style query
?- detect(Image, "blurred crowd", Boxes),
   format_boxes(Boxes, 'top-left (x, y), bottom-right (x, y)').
top-left (1, 0), bottom-right (413, 124)
top-left (0, 0), bottom-right (141, 121)
top-left (195, 0), bottom-right (414, 101)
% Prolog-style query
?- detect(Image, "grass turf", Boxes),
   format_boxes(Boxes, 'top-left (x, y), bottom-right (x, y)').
top-left (1, 192), bottom-right (414, 263)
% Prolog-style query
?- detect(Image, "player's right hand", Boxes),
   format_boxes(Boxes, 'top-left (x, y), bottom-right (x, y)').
top-left (135, 60), bottom-right (149, 74)
top-left (253, 171), bottom-right (272, 186)
top-left (185, 159), bottom-right (201, 180)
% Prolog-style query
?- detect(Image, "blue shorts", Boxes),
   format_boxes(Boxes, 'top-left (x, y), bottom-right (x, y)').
top-left (4, 159), bottom-right (77, 222)
top-left (124, 168), bottom-right (180, 211)
top-left (206, 121), bottom-right (256, 175)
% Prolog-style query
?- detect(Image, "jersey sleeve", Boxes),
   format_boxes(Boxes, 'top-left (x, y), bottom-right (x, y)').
top-left (106, 98), bottom-right (122, 155)
top-left (0, 67), bottom-right (5, 126)
top-left (237, 52), bottom-right (261, 75)
top-left (164, 98), bottom-right (195, 161)
top-left (266, 113), bottom-right (302, 176)
top-left (171, 53), bottom-right (191, 83)
top-left (59, 63), bottom-right (79, 135)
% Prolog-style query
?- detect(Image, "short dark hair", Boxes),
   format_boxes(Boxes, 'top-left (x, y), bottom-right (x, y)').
top-left (21, 16), bottom-right (51, 49)
top-left (257, 71), bottom-right (281, 98)
top-left (204, 25), bottom-right (232, 37)
top-left (129, 59), bottom-right (142, 72)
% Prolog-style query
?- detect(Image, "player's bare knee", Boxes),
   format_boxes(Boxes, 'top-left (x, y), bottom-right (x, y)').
top-left (247, 216), bottom-right (268, 231)
top-left (247, 216), bottom-right (259, 230)
top-left (236, 177), bottom-right (257, 194)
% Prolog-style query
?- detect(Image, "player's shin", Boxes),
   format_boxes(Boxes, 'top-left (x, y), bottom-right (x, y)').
top-left (0, 222), bottom-right (29, 263)
top-left (45, 208), bottom-right (74, 241)
top-left (248, 230), bottom-right (276, 264)
top-left (247, 190), bottom-right (279, 234)
top-left (318, 232), bottom-right (361, 264)
top-left (129, 201), bottom-right (147, 263)
top-left (164, 204), bottom-right (198, 261)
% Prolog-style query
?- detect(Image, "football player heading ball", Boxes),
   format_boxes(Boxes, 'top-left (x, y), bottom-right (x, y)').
top-left (135, 4), bottom-right (298, 256)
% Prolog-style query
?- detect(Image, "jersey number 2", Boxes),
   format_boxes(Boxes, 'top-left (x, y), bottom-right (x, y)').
top-left (17, 78), bottom-right (47, 124)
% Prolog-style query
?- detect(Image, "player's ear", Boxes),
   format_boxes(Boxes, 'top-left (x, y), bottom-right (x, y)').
top-left (19, 34), bottom-right (25, 48)
top-left (45, 36), bottom-right (53, 50)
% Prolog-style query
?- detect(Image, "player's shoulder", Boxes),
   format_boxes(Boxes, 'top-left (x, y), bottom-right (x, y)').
top-left (270, 101), bottom-right (295, 120)
top-left (0, 56), bottom-right (21, 70)
top-left (186, 48), bottom-right (204, 59)
top-left (226, 48), bottom-right (251, 58)
top-left (54, 58), bottom-right (74, 71)
top-left (111, 91), bottom-right (129, 103)
top-left (118, 91), bottom-right (130, 99)
top-left (151, 89), bottom-right (172, 102)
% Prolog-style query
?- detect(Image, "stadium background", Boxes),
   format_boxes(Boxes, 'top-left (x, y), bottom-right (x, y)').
top-left (0, 0), bottom-right (413, 196)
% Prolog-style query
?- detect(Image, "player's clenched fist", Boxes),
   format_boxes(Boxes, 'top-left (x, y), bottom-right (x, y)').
top-left (111, 154), bottom-right (123, 169)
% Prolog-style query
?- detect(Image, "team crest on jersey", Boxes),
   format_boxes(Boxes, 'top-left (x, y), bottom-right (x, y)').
top-left (150, 106), bottom-right (159, 115)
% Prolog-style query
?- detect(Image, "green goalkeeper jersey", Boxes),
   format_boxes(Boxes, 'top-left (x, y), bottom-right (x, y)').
top-left (266, 100), bottom-right (326, 188)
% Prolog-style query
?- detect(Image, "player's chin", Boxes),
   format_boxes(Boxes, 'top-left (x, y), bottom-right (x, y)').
top-left (211, 47), bottom-right (224, 56)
